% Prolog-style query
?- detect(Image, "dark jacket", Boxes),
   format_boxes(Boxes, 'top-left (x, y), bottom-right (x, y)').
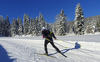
top-left (42, 29), bottom-right (56, 41)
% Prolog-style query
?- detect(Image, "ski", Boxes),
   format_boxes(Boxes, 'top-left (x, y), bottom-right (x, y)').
top-left (35, 53), bottom-right (56, 58)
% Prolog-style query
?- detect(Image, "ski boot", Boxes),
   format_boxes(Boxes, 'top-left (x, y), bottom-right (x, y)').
top-left (44, 53), bottom-right (48, 56)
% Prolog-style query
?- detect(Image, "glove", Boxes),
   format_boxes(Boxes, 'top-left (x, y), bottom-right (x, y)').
top-left (42, 36), bottom-right (44, 38)
top-left (54, 38), bottom-right (57, 40)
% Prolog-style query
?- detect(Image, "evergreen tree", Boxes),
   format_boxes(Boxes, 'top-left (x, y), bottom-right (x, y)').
top-left (26, 15), bottom-right (30, 35)
top-left (74, 3), bottom-right (84, 35)
top-left (68, 27), bottom-right (74, 35)
top-left (39, 13), bottom-right (47, 27)
top-left (86, 21), bottom-right (95, 34)
top-left (28, 18), bottom-right (34, 35)
top-left (52, 22), bottom-right (56, 34)
top-left (5, 15), bottom-right (11, 36)
top-left (17, 17), bottom-right (23, 36)
top-left (0, 16), bottom-right (5, 36)
top-left (47, 23), bottom-right (52, 31)
top-left (23, 14), bottom-right (30, 35)
top-left (32, 18), bottom-right (37, 36)
top-left (44, 22), bottom-right (48, 30)
top-left (96, 17), bottom-right (100, 32)
top-left (23, 13), bottom-right (27, 35)
top-left (11, 19), bottom-right (17, 37)
top-left (15, 19), bottom-right (18, 35)
top-left (35, 17), bottom-right (39, 36)
top-left (38, 13), bottom-right (47, 35)
top-left (55, 9), bottom-right (67, 36)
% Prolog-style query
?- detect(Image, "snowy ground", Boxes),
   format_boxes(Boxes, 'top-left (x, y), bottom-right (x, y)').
top-left (0, 34), bottom-right (100, 62)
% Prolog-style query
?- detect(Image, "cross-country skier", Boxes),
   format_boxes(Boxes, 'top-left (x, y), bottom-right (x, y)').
top-left (42, 27), bottom-right (61, 56)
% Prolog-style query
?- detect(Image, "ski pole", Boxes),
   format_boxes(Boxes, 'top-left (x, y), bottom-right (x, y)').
top-left (46, 38), bottom-right (67, 49)
top-left (57, 39), bottom-right (75, 45)
top-left (54, 42), bottom-right (67, 49)
top-left (57, 39), bottom-right (82, 47)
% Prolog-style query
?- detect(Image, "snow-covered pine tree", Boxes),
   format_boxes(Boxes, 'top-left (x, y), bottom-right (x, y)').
top-left (5, 15), bottom-right (11, 36)
top-left (38, 13), bottom-right (43, 35)
top-left (47, 23), bottom-right (52, 31)
top-left (28, 18), bottom-right (34, 35)
top-left (23, 14), bottom-right (30, 35)
top-left (26, 15), bottom-right (30, 35)
top-left (23, 14), bottom-right (27, 35)
top-left (55, 9), bottom-right (67, 36)
top-left (38, 13), bottom-right (47, 35)
top-left (74, 3), bottom-right (84, 35)
top-left (17, 17), bottom-right (20, 34)
top-left (86, 21), bottom-right (95, 34)
top-left (32, 18), bottom-right (37, 36)
top-left (35, 17), bottom-right (39, 36)
top-left (11, 19), bottom-right (17, 37)
top-left (96, 16), bottom-right (100, 32)
top-left (68, 27), bottom-right (74, 35)
top-left (52, 22), bottom-right (56, 34)
top-left (0, 16), bottom-right (5, 36)
top-left (44, 22), bottom-right (48, 30)
top-left (0, 16), bottom-right (2, 36)
top-left (17, 17), bottom-right (23, 36)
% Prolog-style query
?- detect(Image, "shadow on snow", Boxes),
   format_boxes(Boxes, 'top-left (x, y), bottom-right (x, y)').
top-left (0, 44), bottom-right (16, 62)
top-left (49, 42), bottom-right (81, 56)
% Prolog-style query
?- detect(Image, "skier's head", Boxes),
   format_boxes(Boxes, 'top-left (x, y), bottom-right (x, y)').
top-left (42, 27), bottom-right (46, 30)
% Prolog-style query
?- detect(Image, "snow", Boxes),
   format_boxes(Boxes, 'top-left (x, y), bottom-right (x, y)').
top-left (0, 34), bottom-right (100, 62)
top-left (95, 32), bottom-right (100, 34)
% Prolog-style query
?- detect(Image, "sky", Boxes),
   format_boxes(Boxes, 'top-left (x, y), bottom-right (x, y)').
top-left (0, 0), bottom-right (100, 23)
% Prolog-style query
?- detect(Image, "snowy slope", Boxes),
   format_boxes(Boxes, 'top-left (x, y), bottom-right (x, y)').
top-left (0, 34), bottom-right (100, 62)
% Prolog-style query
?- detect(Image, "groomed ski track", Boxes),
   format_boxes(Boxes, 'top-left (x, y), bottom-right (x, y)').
top-left (0, 35), bottom-right (100, 62)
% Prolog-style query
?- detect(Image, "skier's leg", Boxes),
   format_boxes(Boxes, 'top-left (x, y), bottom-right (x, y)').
top-left (50, 41), bottom-right (61, 53)
top-left (44, 40), bottom-right (49, 55)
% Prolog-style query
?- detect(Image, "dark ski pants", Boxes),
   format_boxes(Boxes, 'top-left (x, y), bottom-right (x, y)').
top-left (44, 40), bottom-right (61, 54)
